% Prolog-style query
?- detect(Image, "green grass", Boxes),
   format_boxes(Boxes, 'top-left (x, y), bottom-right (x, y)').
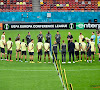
top-left (0, 29), bottom-right (100, 90)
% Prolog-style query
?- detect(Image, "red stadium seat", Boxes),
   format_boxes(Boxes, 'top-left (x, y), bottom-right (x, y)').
top-left (41, 0), bottom-right (99, 11)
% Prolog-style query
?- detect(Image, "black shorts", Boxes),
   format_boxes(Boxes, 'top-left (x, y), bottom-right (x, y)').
top-left (7, 50), bottom-right (12, 54)
top-left (29, 52), bottom-right (34, 55)
top-left (81, 51), bottom-right (85, 55)
top-left (38, 49), bottom-right (42, 55)
top-left (75, 51), bottom-right (79, 56)
top-left (44, 51), bottom-right (49, 55)
top-left (22, 51), bottom-right (26, 55)
top-left (91, 52), bottom-right (94, 55)
top-left (16, 50), bottom-right (21, 52)
top-left (87, 51), bottom-right (91, 57)
top-left (1, 48), bottom-right (5, 53)
top-left (61, 52), bottom-right (66, 55)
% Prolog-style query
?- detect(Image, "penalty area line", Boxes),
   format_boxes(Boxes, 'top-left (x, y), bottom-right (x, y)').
top-left (0, 69), bottom-right (56, 72)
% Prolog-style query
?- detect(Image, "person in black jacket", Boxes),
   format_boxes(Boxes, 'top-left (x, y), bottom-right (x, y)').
top-left (52, 41), bottom-right (57, 63)
top-left (68, 40), bottom-right (75, 63)
top-left (26, 32), bottom-right (31, 45)
top-left (61, 40), bottom-right (66, 64)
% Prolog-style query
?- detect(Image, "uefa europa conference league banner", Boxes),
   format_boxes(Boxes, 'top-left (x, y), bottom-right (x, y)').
top-left (2, 23), bottom-right (100, 30)
top-left (3, 23), bottom-right (76, 30)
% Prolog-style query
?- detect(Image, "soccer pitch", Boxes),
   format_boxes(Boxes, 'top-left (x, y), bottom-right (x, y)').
top-left (0, 30), bottom-right (100, 90)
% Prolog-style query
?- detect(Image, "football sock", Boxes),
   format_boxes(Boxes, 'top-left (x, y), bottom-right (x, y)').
top-left (25, 59), bottom-right (26, 61)
top-left (7, 55), bottom-right (8, 59)
top-left (16, 58), bottom-right (17, 60)
top-left (10, 56), bottom-right (11, 60)
top-left (78, 56), bottom-right (79, 60)
top-left (99, 58), bottom-right (100, 60)
top-left (38, 56), bottom-right (39, 61)
top-left (1, 57), bottom-right (2, 59)
top-left (19, 58), bottom-right (20, 60)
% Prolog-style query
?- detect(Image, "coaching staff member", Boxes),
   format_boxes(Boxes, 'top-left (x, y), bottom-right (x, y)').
top-left (67, 32), bottom-right (73, 51)
top-left (15, 34), bottom-right (20, 41)
top-left (26, 32), bottom-right (31, 45)
top-left (68, 40), bottom-right (75, 63)
top-left (46, 31), bottom-right (51, 43)
top-left (67, 32), bottom-right (73, 44)
top-left (55, 31), bottom-right (61, 51)
top-left (37, 31), bottom-right (43, 42)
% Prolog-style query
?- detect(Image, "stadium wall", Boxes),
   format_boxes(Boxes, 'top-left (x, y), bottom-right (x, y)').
top-left (0, 12), bottom-right (100, 23)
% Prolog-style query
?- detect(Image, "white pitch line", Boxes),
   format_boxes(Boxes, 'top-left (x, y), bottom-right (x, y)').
top-left (0, 69), bottom-right (100, 72)
top-left (0, 69), bottom-right (56, 72)
top-left (66, 69), bottom-right (100, 71)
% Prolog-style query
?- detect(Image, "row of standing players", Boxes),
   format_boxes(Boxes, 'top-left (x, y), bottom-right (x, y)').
top-left (0, 31), bottom-right (60, 63)
top-left (0, 31), bottom-right (100, 63)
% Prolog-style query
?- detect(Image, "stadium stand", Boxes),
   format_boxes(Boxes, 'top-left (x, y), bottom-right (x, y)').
top-left (0, 0), bottom-right (33, 12)
top-left (0, 0), bottom-right (100, 12)
top-left (40, 0), bottom-right (100, 12)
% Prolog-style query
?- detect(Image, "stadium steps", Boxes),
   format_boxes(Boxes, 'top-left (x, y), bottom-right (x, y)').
top-left (32, 0), bottom-right (41, 12)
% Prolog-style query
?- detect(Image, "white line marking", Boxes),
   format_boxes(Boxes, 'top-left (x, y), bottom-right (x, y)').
top-left (0, 69), bottom-right (100, 72)
top-left (0, 69), bottom-right (56, 72)
top-left (66, 69), bottom-right (100, 71)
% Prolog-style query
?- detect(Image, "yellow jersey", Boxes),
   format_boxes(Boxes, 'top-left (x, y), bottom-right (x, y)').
top-left (75, 42), bottom-right (79, 51)
top-left (1, 34), bottom-right (5, 42)
top-left (90, 42), bottom-right (95, 52)
top-left (81, 42), bottom-right (86, 51)
top-left (21, 42), bottom-right (27, 51)
top-left (37, 42), bottom-right (43, 50)
top-left (44, 43), bottom-right (50, 51)
top-left (0, 40), bottom-right (5, 48)
top-left (0, 40), bottom-right (2, 47)
top-left (28, 42), bottom-right (34, 52)
top-left (15, 40), bottom-right (21, 50)
top-left (79, 35), bottom-right (84, 43)
top-left (7, 41), bottom-right (13, 50)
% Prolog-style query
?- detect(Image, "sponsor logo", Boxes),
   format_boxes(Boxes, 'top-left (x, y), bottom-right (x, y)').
top-left (69, 23), bottom-right (75, 29)
top-left (4, 24), bottom-right (10, 30)
top-left (84, 23), bottom-right (100, 29)
top-left (76, 23), bottom-right (84, 29)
